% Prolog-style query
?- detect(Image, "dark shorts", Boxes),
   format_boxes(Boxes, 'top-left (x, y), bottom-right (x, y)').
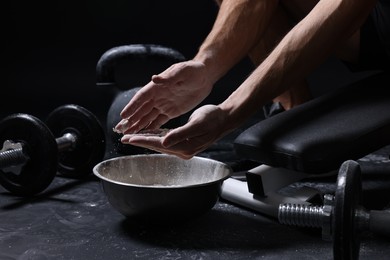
top-left (354, 0), bottom-right (390, 71)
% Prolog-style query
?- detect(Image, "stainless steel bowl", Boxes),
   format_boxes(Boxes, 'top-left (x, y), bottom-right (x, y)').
top-left (93, 154), bottom-right (232, 223)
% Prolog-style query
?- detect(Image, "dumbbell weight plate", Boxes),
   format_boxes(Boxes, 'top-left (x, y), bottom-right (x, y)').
top-left (46, 104), bottom-right (105, 178)
top-left (0, 114), bottom-right (58, 196)
top-left (333, 160), bottom-right (362, 260)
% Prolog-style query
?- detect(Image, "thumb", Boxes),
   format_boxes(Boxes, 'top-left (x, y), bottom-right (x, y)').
top-left (152, 65), bottom-right (183, 84)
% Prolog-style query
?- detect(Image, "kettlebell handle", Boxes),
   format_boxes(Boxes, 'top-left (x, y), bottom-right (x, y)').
top-left (96, 44), bottom-right (185, 86)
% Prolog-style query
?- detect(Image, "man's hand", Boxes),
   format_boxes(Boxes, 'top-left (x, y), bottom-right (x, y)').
top-left (120, 105), bottom-right (230, 159)
top-left (114, 60), bottom-right (214, 134)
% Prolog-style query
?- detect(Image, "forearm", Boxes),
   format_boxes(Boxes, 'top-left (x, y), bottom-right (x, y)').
top-left (219, 0), bottom-right (377, 131)
top-left (194, 0), bottom-right (279, 84)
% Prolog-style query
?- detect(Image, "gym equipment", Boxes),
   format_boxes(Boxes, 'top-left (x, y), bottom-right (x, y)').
top-left (96, 44), bottom-right (187, 156)
top-left (0, 104), bottom-right (105, 196)
top-left (234, 72), bottom-right (390, 174)
top-left (220, 72), bottom-right (390, 259)
top-left (96, 44), bottom-right (186, 96)
top-left (278, 160), bottom-right (390, 260)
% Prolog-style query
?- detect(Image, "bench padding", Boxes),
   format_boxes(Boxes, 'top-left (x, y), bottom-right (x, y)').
top-left (234, 72), bottom-right (390, 174)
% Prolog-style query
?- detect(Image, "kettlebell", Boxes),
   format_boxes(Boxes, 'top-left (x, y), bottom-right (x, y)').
top-left (96, 44), bottom-right (187, 157)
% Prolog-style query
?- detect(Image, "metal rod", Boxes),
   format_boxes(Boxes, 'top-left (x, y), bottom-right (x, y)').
top-left (0, 132), bottom-right (77, 170)
top-left (0, 148), bottom-right (29, 169)
top-left (278, 194), bottom-right (334, 241)
top-left (56, 132), bottom-right (78, 152)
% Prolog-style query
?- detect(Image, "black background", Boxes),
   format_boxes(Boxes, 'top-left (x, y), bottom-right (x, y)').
top-left (3, 1), bottom-right (211, 115)
top-left (3, 0), bottom-right (254, 121)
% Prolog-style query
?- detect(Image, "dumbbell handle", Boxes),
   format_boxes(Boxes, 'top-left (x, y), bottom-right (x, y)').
top-left (0, 147), bottom-right (29, 168)
top-left (0, 132), bottom-right (78, 169)
top-left (56, 132), bottom-right (78, 152)
top-left (369, 210), bottom-right (390, 237)
top-left (279, 200), bottom-right (390, 239)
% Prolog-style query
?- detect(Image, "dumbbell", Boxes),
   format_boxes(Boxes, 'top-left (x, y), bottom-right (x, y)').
top-left (96, 44), bottom-right (187, 156)
top-left (0, 104), bottom-right (106, 196)
top-left (278, 160), bottom-right (390, 260)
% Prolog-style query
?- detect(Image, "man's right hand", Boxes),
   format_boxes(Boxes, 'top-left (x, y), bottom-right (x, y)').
top-left (114, 60), bottom-right (214, 134)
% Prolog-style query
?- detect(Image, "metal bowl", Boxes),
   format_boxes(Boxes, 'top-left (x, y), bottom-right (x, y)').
top-left (93, 154), bottom-right (232, 223)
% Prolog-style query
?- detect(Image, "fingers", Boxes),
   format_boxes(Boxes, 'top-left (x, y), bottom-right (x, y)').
top-left (120, 113), bottom-right (215, 160)
top-left (145, 114), bottom-right (170, 130)
top-left (115, 99), bottom-right (154, 133)
top-left (161, 122), bottom-right (202, 148)
top-left (121, 134), bottom-right (197, 160)
top-left (120, 119), bottom-right (199, 159)
top-left (117, 65), bottom-right (182, 132)
top-left (115, 107), bottom-right (169, 134)
top-left (116, 61), bottom-right (191, 136)
top-left (119, 81), bottom-right (155, 119)
top-left (123, 108), bottom-right (161, 134)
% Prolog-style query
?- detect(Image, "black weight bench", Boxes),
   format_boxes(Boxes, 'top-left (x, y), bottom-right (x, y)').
top-left (235, 72), bottom-right (390, 174)
top-left (221, 72), bottom-right (390, 217)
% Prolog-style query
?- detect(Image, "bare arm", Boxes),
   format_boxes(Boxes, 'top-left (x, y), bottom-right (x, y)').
top-left (116, 0), bottom-right (279, 133)
top-left (194, 0), bottom-right (279, 83)
top-left (219, 0), bottom-right (378, 132)
top-left (121, 0), bottom-right (379, 159)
